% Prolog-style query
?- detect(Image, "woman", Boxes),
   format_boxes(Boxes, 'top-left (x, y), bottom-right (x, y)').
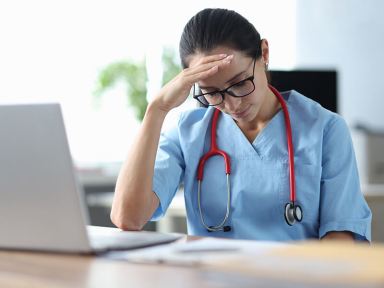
top-left (111, 8), bottom-right (371, 241)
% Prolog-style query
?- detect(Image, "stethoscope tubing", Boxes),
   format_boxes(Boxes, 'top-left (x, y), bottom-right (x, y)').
top-left (269, 85), bottom-right (297, 203)
top-left (197, 109), bottom-right (230, 180)
top-left (197, 109), bottom-right (231, 232)
top-left (197, 174), bottom-right (231, 232)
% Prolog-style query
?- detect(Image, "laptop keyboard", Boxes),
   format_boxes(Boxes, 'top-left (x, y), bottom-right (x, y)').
top-left (87, 226), bottom-right (182, 252)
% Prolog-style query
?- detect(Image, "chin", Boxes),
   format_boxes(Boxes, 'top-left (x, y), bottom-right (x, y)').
top-left (234, 106), bottom-right (253, 121)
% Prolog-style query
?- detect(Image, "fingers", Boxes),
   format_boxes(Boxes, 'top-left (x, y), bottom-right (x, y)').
top-left (154, 53), bottom-right (233, 111)
top-left (198, 53), bottom-right (229, 65)
top-left (183, 54), bottom-right (233, 83)
top-left (190, 65), bottom-right (219, 82)
top-left (188, 54), bottom-right (233, 72)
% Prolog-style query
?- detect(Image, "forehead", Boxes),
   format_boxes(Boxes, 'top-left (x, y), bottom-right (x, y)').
top-left (187, 47), bottom-right (252, 88)
top-left (187, 46), bottom-right (249, 68)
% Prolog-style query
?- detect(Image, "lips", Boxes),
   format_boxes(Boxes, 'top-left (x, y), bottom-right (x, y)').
top-left (232, 106), bottom-right (250, 118)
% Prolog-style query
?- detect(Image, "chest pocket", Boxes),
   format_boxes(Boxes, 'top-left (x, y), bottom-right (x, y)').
top-left (278, 163), bottom-right (322, 222)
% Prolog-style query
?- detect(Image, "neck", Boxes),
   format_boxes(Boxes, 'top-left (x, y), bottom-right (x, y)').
top-left (258, 88), bottom-right (281, 122)
top-left (237, 87), bottom-right (281, 132)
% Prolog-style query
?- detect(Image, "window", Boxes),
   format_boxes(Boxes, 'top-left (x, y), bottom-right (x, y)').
top-left (0, 0), bottom-right (296, 167)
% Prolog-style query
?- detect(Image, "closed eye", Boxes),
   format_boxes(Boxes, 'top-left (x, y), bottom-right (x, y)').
top-left (233, 81), bottom-right (247, 87)
top-left (205, 92), bottom-right (221, 98)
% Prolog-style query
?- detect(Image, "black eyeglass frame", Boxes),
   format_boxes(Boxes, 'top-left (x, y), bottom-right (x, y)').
top-left (193, 58), bottom-right (257, 107)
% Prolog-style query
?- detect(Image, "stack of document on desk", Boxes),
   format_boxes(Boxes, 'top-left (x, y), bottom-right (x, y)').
top-left (105, 237), bottom-right (287, 266)
top-left (105, 238), bottom-right (384, 287)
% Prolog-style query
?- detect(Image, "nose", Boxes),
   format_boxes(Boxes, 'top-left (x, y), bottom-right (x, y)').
top-left (223, 94), bottom-right (242, 112)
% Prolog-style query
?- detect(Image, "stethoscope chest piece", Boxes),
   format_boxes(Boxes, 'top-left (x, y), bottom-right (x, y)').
top-left (284, 202), bottom-right (303, 226)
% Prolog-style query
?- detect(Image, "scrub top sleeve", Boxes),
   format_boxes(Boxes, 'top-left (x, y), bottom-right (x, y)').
top-left (150, 115), bottom-right (185, 221)
top-left (319, 116), bottom-right (372, 241)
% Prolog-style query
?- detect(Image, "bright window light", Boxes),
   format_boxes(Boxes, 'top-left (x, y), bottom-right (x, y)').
top-left (0, 0), bottom-right (296, 167)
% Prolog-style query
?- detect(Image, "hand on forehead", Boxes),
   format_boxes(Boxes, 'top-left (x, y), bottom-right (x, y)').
top-left (188, 48), bottom-right (253, 89)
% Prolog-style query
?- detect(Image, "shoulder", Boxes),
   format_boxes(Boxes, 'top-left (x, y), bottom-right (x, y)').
top-left (284, 90), bottom-right (331, 118)
top-left (178, 107), bottom-right (214, 128)
top-left (173, 107), bottom-right (217, 148)
top-left (285, 90), bottom-right (344, 135)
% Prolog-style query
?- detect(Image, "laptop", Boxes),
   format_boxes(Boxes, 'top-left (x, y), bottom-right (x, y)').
top-left (0, 103), bottom-right (181, 254)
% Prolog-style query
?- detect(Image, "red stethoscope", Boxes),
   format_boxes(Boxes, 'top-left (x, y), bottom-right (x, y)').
top-left (197, 85), bottom-right (303, 232)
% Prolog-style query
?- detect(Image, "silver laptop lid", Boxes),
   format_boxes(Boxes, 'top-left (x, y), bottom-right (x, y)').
top-left (0, 103), bottom-right (92, 253)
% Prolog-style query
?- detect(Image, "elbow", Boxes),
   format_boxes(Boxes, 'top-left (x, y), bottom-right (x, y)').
top-left (110, 209), bottom-right (145, 231)
top-left (110, 186), bottom-right (157, 231)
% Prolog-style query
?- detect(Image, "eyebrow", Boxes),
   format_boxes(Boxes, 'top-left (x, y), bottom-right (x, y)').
top-left (198, 70), bottom-right (247, 90)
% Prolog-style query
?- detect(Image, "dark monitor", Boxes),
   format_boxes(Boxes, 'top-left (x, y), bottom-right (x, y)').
top-left (268, 70), bottom-right (337, 113)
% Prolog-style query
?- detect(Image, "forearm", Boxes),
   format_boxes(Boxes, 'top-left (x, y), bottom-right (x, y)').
top-left (111, 54), bottom-right (231, 230)
top-left (321, 231), bottom-right (355, 241)
top-left (111, 101), bottom-right (168, 230)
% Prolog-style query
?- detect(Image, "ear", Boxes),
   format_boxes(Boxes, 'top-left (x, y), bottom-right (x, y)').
top-left (260, 39), bottom-right (270, 66)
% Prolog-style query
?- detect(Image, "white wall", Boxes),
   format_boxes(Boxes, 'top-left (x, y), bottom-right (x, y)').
top-left (295, 0), bottom-right (384, 128)
top-left (2, 1), bottom-right (381, 165)
top-left (0, 0), bottom-right (297, 165)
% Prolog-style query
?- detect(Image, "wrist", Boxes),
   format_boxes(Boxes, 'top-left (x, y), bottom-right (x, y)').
top-left (146, 100), bottom-right (170, 119)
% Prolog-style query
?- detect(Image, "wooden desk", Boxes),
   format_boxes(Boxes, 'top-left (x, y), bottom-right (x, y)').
top-left (0, 249), bottom-right (206, 288)
top-left (1, 240), bottom-right (383, 288)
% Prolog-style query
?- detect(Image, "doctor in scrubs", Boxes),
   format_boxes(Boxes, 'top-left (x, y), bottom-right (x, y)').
top-left (111, 8), bottom-right (372, 241)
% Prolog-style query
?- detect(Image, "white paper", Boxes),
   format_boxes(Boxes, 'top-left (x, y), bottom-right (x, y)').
top-left (105, 237), bottom-right (287, 267)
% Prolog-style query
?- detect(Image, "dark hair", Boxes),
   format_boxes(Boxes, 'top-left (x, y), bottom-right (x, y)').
top-left (179, 8), bottom-right (262, 68)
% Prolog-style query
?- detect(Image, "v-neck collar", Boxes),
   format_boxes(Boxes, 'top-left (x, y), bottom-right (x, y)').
top-left (220, 91), bottom-right (291, 159)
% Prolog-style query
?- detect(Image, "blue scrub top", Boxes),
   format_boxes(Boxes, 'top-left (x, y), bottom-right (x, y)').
top-left (151, 90), bottom-right (372, 241)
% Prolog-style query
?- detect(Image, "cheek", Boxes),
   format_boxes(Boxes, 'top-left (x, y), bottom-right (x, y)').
top-left (245, 90), bottom-right (263, 106)
top-left (255, 72), bottom-right (270, 93)
top-left (250, 76), bottom-right (269, 103)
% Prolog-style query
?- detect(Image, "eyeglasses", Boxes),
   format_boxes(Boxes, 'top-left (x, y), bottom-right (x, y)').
top-left (193, 59), bottom-right (256, 106)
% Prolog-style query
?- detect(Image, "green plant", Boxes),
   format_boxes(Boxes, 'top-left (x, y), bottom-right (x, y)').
top-left (94, 48), bottom-right (181, 121)
top-left (94, 59), bottom-right (147, 120)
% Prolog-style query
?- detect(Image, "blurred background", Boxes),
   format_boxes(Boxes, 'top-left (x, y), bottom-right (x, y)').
top-left (1, 0), bottom-right (383, 241)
